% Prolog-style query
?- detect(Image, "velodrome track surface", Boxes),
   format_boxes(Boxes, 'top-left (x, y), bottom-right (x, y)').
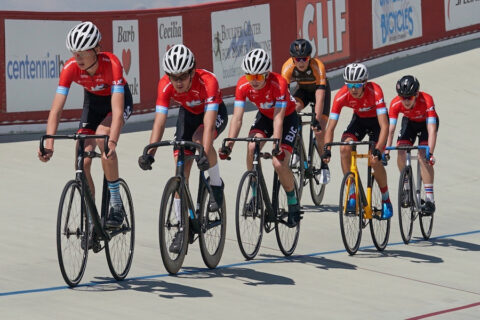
top-left (1, 41), bottom-right (479, 319)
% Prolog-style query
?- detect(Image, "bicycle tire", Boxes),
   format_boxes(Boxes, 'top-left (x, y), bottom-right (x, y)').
top-left (369, 173), bottom-right (390, 251)
top-left (235, 171), bottom-right (264, 260)
top-left (419, 175), bottom-right (434, 239)
top-left (105, 178), bottom-right (135, 280)
top-left (56, 180), bottom-right (88, 287)
top-left (309, 141), bottom-right (326, 206)
top-left (274, 178), bottom-right (300, 256)
top-left (398, 167), bottom-right (414, 244)
top-left (289, 137), bottom-right (305, 201)
top-left (159, 177), bottom-right (189, 274)
top-left (339, 172), bottom-right (362, 255)
top-left (199, 183), bottom-right (226, 269)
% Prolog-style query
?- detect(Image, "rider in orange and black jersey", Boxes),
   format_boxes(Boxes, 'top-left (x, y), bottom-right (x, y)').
top-left (281, 39), bottom-right (331, 179)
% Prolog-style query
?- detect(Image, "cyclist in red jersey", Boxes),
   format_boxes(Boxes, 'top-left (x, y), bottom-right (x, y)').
top-left (138, 45), bottom-right (227, 250)
top-left (386, 75), bottom-right (438, 215)
top-left (323, 63), bottom-right (393, 219)
top-left (219, 48), bottom-right (301, 227)
top-left (38, 21), bottom-right (133, 229)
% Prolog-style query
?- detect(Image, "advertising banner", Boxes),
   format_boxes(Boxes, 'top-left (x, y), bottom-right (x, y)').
top-left (5, 20), bottom-right (83, 112)
top-left (445, 0), bottom-right (480, 31)
top-left (372, 0), bottom-right (423, 49)
top-left (211, 4), bottom-right (272, 88)
top-left (296, 0), bottom-right (349, 63)
top-left (157, 16), bottom-right (183, 79)
top-left (113, 20), bottom-right (140, 104)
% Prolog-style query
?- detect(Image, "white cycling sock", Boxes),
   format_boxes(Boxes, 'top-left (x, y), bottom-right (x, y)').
top-left (208, 163), bottom-right (222, 186)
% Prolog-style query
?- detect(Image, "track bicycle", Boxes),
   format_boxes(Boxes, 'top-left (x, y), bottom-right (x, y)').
top-left (141, 140), bottom-right (226, 274)
top-left (325, 141), bottom-right (391, 255)
top-left (222, 137), bottom-right (301, 260)
top-left (40, 134), bottom-right (135, 287)
top-left (289, 110), bottom-right (326, 205)
top-left (385, 145), bottom-right (433, 244)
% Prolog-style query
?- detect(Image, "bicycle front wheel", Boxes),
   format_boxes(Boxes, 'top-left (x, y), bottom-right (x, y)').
top-left (105, 178), bottom-right (135, 280)
top-left (199, 183), bottom-right (226, 269)
top-left (290, 138), bottom-right (305, 201)
top-left (369, 173), bottom-right (390, 251)
top-left (398, 167), bottom-right (414, 244)
top-left (309, 140), bottom-right (326, 206)
top-left (236, 171), bottom-right (264, 260)
top-left (159, 177), bottom-right (189, 274)
top-left (339, 173), bottom-right (362, 255)
top-left (275, 178), bottom-right (300, 256)
top-left (57, 180), bottom-right (88, 287)
top-left (419, 175), bottom-right (434, 240)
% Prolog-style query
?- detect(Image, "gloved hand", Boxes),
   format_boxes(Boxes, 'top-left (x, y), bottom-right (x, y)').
top-left (312, 118), bottom-right (322, 131)
top-left (428, 153), bottom-right (436, 166)
top-left (138, 154), bottom-right (155, 170)
top-left (272, 148), bottom-right (286, 161)
top-left (219, 146), bottom-right (232, 160)
top-left (322, 149), bottom-right (331, 161)
top-left (372, 148), bottom-right (382, 160)
top-left (197, 153), bottom-right (210, 171)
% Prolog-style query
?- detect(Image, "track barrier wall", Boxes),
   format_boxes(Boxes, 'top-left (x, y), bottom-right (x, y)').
top-left (0, 0), bottom-right (478, 126)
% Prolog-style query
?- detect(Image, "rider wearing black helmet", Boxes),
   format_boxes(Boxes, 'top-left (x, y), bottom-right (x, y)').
top-left (386, 75), bottom-right (439, 215)
top-left (282, 39), bottom-right (331, 183)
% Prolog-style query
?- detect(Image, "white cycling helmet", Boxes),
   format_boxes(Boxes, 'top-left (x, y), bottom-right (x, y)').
top-left (66, 21), bottom-right (101, 52)
top-left (242, 48), bottom-right (271, 74)
top-left (343, 63), bottom-right (368, 82)
top-left (162, 44), bottom-right (195, 75)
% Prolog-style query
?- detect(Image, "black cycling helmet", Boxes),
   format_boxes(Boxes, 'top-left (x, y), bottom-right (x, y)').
top-left (289, 39), bottom-right (312, 57)
top-left (396, 75), bottom-right (420, 97)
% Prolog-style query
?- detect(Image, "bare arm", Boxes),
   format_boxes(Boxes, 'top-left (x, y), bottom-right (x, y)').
top-left (147, 112), bottom-right (168, 156)
top-left (226, 106), bottom-right (245, 149)
top-left (376, 113), bottom-right (389, 151)
top-left (106, 92), bottom-right (124, 157)
top-left (427, 122), bottom-right (437, 154)
top-left (38, 93), bottom-right (67, 161)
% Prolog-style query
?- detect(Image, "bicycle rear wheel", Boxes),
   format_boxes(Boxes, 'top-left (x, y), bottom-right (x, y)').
top-left (236, 171), bottom-right (264, 260)
top-left (105, 178), bottom-right (135, 280)
top-left (56, 180), bottom-right (88, 287)
top-left (419, 175), bottom-right (434, 239)
top-left (369, 173), bottom-right (390, 251)
top-left (398, 167), bottom-right (414, 244)
top-left (199, 183), bottom-right (226, 269)
top-left (339, 173), bottom-right (362, 255)
top-left (159, 177), bottom-right (189, 274)
top-left (309, 140), bottom-right (326, 206)
top-left (289, 138), bottom-right (305, 201)
top-left (275, 179), bottom-right (300, 256)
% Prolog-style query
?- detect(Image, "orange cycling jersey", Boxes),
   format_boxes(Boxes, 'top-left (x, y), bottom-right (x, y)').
top-left (57, 52), bottom-right (126, 96)
top-left (389, 92), bottom-right (438, 125)
top-left (155, 69), bottom-right (222, 115)
top-left (281, 57), bottom-right (327, 91)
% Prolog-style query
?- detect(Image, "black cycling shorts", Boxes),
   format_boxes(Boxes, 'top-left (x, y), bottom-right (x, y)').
top-left (79, 84), bottom-right (133, 133)
top-left (397, 117), bottom-right (439, 146)
top-left (342, 114), bottom-right (381, 143)
top-left (293, 78), bottom-right (331, 117)
top-left (174, 101), bottom-right (228, 153)
top-left (249, 111), bottom-right (298, 154)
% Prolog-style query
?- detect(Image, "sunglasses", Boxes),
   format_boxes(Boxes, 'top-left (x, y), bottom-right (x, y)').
top-left (245, 73), bottom-right (268, 82)
top-left (294, 57), bottom-right (309, 62)
top-left (169, 72), bottom-right (191, 82)
top-left (345, 82), bottom-right (364, 89)
top-left (400, 95), bottom-right (415, 101)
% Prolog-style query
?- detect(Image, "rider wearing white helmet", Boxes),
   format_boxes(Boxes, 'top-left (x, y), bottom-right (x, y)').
top-left (220, 48), bottom-right (302, 227)
top-left (324, 62), bottom-right (393, 219)
top-left (139, 45), bottom-right (228, 250)
top-left (39, 21), bottom-right (133, 230)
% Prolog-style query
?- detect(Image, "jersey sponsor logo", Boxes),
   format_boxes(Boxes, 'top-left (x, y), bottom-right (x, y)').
top-left (359, 106), bottom-right (373, 112)
top-left (427, 106), bottom-right (435, 111)
top-left (376, 98), bottom-right (384, 105)
top-left (259, 102), bottom-right (274, 109)
top-left (90, 84), bottom-right (108, 92)
top-left (186, 99), bottom-right (203, 107)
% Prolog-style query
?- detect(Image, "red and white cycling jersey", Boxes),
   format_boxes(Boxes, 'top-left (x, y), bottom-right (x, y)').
top-left (57, 52), bottom-right (126, 96)
top-left (155, 69), bottom-right (222, 115)
top-left (234, 72), bottom-right (296, 119)
top-left (389, 92), bottom-right (438, 125)
top-left (330, 82), bottom-right (387, 120)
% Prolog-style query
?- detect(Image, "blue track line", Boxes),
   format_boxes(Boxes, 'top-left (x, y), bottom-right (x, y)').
top-left (1, 229), bottom-right (479, 297)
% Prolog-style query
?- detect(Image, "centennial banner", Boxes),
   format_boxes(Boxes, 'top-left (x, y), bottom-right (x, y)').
top-left (444, 0), bottom-right (480, 31)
